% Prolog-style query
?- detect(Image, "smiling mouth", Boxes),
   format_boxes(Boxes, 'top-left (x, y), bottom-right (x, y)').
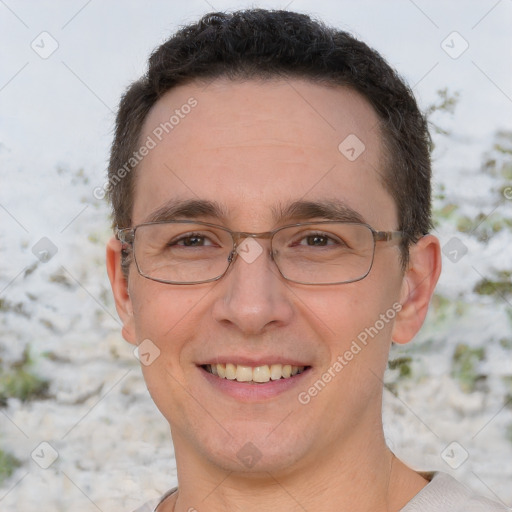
top-left (202, 363), bottom-right (309, 384)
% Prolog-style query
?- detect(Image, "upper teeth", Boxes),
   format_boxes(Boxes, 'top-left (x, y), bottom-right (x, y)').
top-left (205, 363), bottom-right (306, 383)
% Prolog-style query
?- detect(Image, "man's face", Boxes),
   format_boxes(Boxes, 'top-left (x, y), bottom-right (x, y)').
top-left (116, 79), bottom-right (409, 473)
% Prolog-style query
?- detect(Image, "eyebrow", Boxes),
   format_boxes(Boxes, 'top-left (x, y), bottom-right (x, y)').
top-left (143, 198), bottom-right (366, 225)
top-left (144, 199), bottom-right (229, 224)
top-left (274, 199), bottom-right (366, 224)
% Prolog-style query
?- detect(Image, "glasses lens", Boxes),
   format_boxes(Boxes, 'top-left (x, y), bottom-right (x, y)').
top-left (131, 222), bottom-right (375, 285)
top-left (273, 223), bottom-right (375, 284)
top-left (134, 223), bottom-right (233, 283)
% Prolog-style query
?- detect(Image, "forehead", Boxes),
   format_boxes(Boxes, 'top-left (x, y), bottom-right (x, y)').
top-left (133, 78), bottom-right (396, 229)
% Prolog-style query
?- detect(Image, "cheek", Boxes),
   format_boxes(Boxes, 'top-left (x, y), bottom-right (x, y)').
top-left (292, 281), bottom-right (389, 342)
top-left (338, 264), bottom-right (403, 361)
top-left (129, 282), bottom-right (212, 418)
top-left (129, 279), bottom-right (207, 340)
top-left (295, 267), bottom-right (402, 375)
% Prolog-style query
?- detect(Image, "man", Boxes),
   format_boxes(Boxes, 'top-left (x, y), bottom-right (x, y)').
top-left (106, 9), bottom-right (508, 512)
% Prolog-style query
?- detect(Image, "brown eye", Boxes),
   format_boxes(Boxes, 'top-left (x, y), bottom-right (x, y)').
top-left (305, 235), bottom-right (330, 246)
top-left (170, 233), bottom-right (215, 247)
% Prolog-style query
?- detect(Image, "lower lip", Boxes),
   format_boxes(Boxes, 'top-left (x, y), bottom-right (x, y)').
top-left (198, 366), bottom-right (312, 401)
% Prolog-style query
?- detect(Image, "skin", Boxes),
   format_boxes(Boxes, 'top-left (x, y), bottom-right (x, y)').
top-left (107, 79), bottom-right (442, 511)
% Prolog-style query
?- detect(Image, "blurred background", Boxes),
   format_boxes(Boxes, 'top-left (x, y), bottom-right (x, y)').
top-left (1, 1), bottom-right (511, 510)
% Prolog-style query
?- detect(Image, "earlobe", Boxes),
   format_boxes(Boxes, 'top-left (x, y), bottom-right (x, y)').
top-left (392, 234), bottom-right (442, 345)
top-left (106, 236), bottom-right (137, 345)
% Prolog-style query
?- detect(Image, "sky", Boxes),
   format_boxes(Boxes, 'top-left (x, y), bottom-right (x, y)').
top-left (1, 0), bottom-right (511, 177)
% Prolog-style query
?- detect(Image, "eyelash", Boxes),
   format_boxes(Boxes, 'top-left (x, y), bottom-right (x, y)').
top-left (170, 232), bottom-right (217, 246)
top-left (168, 231), bottom-right (343, 247)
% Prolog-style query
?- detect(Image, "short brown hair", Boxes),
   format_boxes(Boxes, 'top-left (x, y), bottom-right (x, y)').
top-left (107, 9), bottom-right (432, 267)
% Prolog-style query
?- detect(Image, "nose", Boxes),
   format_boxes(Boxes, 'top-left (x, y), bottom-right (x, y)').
top-left (211, 238), bottom-right (294, 335)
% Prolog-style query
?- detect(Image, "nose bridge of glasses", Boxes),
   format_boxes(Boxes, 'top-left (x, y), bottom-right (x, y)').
top-left (227, 231), bottom-right (277, 267)
top-left (231, 230), bottom-right (275, 250)
top-left (232, 230), bottom-right (274, 240)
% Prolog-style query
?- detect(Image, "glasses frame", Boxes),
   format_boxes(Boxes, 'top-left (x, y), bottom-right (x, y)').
top-left (116, 220), bottom-right (404, 286)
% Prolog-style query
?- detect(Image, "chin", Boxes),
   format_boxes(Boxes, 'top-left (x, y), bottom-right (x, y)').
top-left (183, 421), bottom-right (315, 477)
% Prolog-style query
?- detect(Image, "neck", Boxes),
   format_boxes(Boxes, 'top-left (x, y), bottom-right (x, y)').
top-left (165, 424), bottom-right (427, 512)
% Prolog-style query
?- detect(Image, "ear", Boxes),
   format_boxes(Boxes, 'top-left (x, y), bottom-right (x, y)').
top-left (106, 236), bottom-right (137, 345)
top-left (392, 234), bottom-right (442, 345)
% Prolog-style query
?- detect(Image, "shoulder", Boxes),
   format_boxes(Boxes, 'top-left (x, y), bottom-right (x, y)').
top-left (401, 472), bottom-right (510, 512)
top-left (130, 487), bottom-right (178, 512)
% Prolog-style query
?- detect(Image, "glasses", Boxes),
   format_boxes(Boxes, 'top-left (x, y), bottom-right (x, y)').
top-left (116, 220), bottom-right (403, 285)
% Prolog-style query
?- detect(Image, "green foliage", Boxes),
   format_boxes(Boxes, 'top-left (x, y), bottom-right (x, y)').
top-left (425, 88), bottom-right (460, 117)
top-left (0, 298), bottom-right (30, 318)
top-left (0, 448), bottom-right (21, 485)
top-left (48, 269), bottom-right (74, 288)
top-left (436, 203), bottom-right (458, 220)
top-left (474, 270), bottom-right (512, 298)
top-left (431, 293), bottom-right (451, 321)
top-left (451, 343), bottom-right (486, 393)
top-left (0, 348), bottom-right (49, 403)
top-left (0, 370), bottom-right (49, 402)
top-left (429, 293), bottom-right (468, 323)
top-left (58, 166), bottom-right (89, 186)
top-left (481, 130), bottom-right (512, 179)
top-left (500, 337), bottom-right (512, 349)
top-left (434, 182), bottom-right (446, 202)
top-left (425, 88), bottom-right (460, 136)
top-left (456, 213), bottom-right (512, 242)
top-left (432, 129), bottom-right (512, 243)
top-left (388, 356), bottom-right (413, 378)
